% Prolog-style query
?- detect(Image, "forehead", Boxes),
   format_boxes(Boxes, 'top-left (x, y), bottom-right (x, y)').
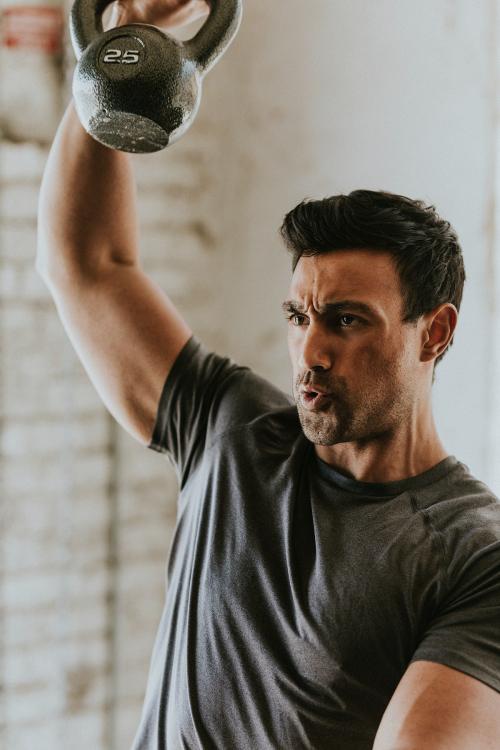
top-left (288, 250), bottom-right (403, 313)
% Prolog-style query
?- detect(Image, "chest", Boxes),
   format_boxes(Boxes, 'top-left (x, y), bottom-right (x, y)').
top-left (174, 450), bottom-right (439, 688)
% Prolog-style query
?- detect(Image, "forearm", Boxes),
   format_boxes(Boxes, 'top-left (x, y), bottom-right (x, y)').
top-left (36, 99), bottom-right (140, 280)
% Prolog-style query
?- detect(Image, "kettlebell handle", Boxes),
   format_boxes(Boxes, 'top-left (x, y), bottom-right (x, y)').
top-left (185, 0), bottom-right (242, 74)
top-left (70, 0), bottom-right (110, 59)
top-left (70, 0), bottom-right (242, 75)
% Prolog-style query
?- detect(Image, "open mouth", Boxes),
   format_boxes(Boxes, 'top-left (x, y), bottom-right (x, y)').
top-left (301, 391), bottom-right (332, 409)
top-left (303, 390), bottom-right (319, 401)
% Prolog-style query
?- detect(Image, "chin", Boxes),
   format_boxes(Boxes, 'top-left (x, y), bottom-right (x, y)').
top-left (297, 408), bottom-right (342, 446)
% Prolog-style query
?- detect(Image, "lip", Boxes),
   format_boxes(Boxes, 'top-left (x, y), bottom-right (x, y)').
top-left (299, 390), bottom-right (333, 410)
top-left (301, 386), bottom-right (330, 396)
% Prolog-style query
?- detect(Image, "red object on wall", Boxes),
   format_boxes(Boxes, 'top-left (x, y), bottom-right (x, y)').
top-left (0, 3), bottom-right (65, 143)
top-left (1, 6), bottom-right (64, 54)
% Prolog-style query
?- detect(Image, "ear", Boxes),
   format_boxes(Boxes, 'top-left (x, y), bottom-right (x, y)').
top-left (420, 303), bottom-right (458, 364)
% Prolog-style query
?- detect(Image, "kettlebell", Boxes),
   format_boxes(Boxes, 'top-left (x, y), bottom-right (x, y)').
top-left (69, 0), bottom-right (242, 153)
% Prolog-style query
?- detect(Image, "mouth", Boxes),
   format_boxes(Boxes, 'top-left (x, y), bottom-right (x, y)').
top-left (300, 390), bottom-right (333, 411)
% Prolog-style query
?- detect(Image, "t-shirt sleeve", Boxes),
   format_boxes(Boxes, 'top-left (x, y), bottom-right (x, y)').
top-left (148, 334), bottom-right (294, 486)
top-left (410, 512), bottom-right (500, 694)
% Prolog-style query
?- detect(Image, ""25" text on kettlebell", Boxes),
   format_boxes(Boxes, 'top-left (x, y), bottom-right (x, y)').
top-left (103, 49), bottom-right (140, 64)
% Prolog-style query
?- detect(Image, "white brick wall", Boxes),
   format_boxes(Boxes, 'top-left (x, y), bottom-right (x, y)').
top-left (0, 129), bottom-right (219, 748)
top-left (2, 2), bottom-right (499, 749)
top-left (0, 11), bottom-right (231, 744)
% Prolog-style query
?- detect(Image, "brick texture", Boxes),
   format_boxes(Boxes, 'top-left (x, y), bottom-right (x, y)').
top-left (2, 3), bottom-right (499, 750)
top-left (0, 50), bottom-right (228, 750)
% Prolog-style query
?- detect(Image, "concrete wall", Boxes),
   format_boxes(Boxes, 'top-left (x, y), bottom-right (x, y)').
top-left (204, 0), bottom-right (500, 487)
top-left (1, 1), bottom-right (499, 748)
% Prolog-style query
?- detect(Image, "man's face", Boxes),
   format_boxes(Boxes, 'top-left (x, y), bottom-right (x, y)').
top-left (284, 249), bottom-right (423, 447)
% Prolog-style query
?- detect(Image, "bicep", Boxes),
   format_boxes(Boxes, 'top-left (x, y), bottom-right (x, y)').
top-left (41, 262), bottom-right (193, 446)
top-left (373, 660), bottom-right (500, 749)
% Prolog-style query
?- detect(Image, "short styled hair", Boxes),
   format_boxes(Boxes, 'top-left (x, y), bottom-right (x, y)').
top-left (279, 189), bottom-right (466, 373)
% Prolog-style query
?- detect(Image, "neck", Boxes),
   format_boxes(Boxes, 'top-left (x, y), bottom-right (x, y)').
top-left (315, 407), bottom-right (448, 485)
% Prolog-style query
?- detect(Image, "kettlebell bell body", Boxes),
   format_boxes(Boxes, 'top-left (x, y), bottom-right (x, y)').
top-left (69, 0), bottom-right (242, 153)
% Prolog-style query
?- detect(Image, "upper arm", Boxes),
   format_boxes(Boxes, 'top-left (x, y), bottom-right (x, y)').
top-left (40, 262), bottom-right (193, 446)
top-left (373, 660), bottom-right (500, 750)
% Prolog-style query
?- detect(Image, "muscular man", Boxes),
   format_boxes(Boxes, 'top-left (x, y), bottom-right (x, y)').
top-left (36, 2), bottom-right (500, 748)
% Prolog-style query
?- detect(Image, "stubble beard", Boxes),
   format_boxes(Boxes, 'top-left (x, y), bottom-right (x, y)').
top-left (296, 395), bottom-right (353, 446)
top-left (294, 371), bottom-right (407, 447)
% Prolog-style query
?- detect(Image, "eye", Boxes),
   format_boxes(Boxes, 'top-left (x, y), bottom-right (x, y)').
top-left (285, 312), bottom-right (362, 328)
top-left (287, 313), bottom-right (307, 326)
top-left (338, 314), bottom-right (358, 327)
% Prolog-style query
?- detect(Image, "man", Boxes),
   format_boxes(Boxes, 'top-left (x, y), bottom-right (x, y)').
top-left (36, 1), bottom-right (500, 748)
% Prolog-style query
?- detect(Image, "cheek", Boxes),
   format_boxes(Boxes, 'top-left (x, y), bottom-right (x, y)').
top-left (352, 342), bottom-right (393, 378)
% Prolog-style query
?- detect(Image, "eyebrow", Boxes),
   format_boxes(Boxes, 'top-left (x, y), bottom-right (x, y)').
top-left (281, 299), bottom-right (378, 318)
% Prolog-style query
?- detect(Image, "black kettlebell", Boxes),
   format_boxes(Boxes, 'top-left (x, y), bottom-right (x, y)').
top-left (69, 0), bottom-right (242, 153)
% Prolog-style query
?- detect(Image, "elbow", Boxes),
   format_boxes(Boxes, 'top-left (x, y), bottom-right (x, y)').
top-left (35, 231), bottom-right (53, 279)
top-left (35, 251), bottom-right (48, 275)
top-left (35, 257), bottom-right (50, 281)
top-left (35, 250), bottom-right (56, 283)
top-left (35, 250), bottom-right (67, 289)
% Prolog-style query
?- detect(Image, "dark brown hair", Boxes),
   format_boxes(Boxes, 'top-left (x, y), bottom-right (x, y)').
top-left (280, 189), bottom-right (465, 373)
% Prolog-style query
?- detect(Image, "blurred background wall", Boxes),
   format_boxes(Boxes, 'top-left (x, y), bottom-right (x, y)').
top-left (1, 0), bottom-right (499, 748)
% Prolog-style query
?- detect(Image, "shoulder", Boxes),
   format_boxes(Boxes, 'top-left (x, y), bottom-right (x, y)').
top-left (413, 459), bottom-right (500, 531)
top-left (412, 460), bottom-right (500, 586)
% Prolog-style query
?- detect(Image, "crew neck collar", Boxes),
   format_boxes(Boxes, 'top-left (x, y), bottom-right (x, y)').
top-left (313, 449), bottom-right (459, 497)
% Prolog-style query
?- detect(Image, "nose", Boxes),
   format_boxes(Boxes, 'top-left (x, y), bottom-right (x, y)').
top-left (298, 321), bottom-right (332, 372)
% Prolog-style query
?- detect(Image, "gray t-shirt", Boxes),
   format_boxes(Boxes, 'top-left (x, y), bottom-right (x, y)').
top-left (131, 335), bottom-right (500, 750)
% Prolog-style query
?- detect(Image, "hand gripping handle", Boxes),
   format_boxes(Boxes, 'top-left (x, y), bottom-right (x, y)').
top-left (184, 0), bottom-right (243, 75)
top-left (69, 0), bottom-right (243, 69)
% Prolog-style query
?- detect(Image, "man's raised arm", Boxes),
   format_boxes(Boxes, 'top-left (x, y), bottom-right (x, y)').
top-left (35, 1), bottom-right (210, 445)
top-left (36, 101), bottom-right (140, 281)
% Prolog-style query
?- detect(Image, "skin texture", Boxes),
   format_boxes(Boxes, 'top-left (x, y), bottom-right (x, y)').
top-left (284, 249), bottom-right (458, 483)
top-left (372, 660), bottom-right (500, 749)
top-left (106, 0), bottom-right (209, 29)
